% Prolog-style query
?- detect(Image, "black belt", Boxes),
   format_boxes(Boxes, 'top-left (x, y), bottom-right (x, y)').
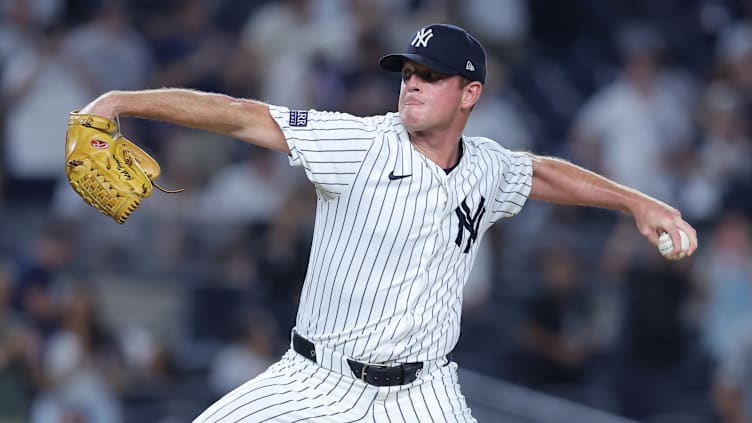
top-left (292, 332), bottom-right (425, 387)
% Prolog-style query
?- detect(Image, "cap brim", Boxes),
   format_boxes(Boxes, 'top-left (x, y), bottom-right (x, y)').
top-left (378, 53), bottom-right (457, 75)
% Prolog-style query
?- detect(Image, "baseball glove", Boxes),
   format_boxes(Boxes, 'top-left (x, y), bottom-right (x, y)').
top-left (65, 111), bottom-right (182, 224)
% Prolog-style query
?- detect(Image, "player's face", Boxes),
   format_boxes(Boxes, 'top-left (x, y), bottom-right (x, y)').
top-left (398, 62), bottom-right (467, 134)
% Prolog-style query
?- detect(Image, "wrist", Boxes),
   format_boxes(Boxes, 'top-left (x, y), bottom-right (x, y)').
top-left (81, 91), bottom-right (121, 119)
top-left (618, 185), bottom-right (653, 217)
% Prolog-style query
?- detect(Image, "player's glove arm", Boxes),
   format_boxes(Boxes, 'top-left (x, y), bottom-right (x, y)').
top-left (65, 111), bottom-right (183, 223)
top-left (81, 89), bottom-right (289, 153)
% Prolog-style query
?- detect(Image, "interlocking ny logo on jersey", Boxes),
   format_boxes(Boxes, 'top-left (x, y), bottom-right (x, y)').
top-left (455, 196), bottom-right (486, 253)
top-left (411, 28), bottom-right (434, 48)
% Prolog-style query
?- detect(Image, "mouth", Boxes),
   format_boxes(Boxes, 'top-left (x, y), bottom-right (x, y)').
top-left (403, 98), bottom-right (423, 106)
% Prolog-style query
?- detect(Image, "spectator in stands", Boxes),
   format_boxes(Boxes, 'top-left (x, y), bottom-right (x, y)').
top-left (256, 186), bottom-right (315, 327)
top-left (714, 21), bottom-right (752, 104)
top-left (208, 313), bottom-right (277, 397)
top-left (569, 23), bottom-right (695, 206)
top-left (338, 29), bottom-right (397, 116)
top-left (456, 0), bottom-right (530, 61)
top-left (464, 53), bottom-right (536, 152)
top-left (616, 248), bottom-right (692, 419)
top-left (188, 231), bottom-right (270, 344)
top-left (198, 146), bottom-right (298, 225)
top-left (713, 330), bottom-right (752, 423)
top-left (239, 0), bottom-right (357, 108)
top-left (61, 0), bottom-right (151, 94)
top-left (0, 0), bottom-right (40, 70)
top-left (516, 247), bottom-right (597, 389)
top-left (12, 225), bottom-right (74, 341)
top-left (1, 0), bottom-right (64, 30)
top-left (0, 262), bottom-right (41, 422)
top-left (31, 282), bottom-right (123, 423)
top-left (117, 324), bottom-right (180, 423)
top-left (146, 0), bottom-right (230, 93)
top-left (692, 212), bottom-right (752, 365)
top-left (1, 23), bottom-right (91, 203)
top-left (681, 81), bottom-right (752, 222)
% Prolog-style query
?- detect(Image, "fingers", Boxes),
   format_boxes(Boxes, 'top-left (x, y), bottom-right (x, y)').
top-left (661, 219), bottom-right (699, 259)
top-left (638, 199), bottom-right (698, 260)
top-left (679, 221), bottom-right (699, 257)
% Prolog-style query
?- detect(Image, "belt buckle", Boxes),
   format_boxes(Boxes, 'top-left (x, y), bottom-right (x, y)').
top-left (360, 363), bottom-right (391, 384)
top-left (361, 365), bottom-right (369, 383)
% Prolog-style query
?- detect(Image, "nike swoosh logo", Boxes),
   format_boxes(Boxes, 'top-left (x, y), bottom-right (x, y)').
top-left (388, 171), bottom-right (411, 180)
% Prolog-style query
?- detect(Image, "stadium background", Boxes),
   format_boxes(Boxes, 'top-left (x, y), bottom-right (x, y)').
top-left (1, 0), bottom-right (751, 422)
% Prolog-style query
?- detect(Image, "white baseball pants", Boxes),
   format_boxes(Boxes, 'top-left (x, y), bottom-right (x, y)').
top-left (193, 349), bottom-right (476, 422)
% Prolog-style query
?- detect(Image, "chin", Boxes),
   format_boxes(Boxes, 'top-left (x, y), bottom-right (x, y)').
top-left (399, 109), bottom-right (424, 132)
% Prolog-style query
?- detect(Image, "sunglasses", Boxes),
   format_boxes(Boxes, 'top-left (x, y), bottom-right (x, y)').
top-left (401, 67), bottom-right (453, 83)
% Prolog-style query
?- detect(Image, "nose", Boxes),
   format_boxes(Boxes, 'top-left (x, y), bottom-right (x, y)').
top-left (403, 74), bottom-right (421, 91)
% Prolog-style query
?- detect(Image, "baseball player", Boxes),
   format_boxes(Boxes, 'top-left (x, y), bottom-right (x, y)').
top-left (78, 24), bottom-right (698, 422)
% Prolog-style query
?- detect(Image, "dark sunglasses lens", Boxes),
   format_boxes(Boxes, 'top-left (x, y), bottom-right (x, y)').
top-left (402, 69), bottom-right (448, 83)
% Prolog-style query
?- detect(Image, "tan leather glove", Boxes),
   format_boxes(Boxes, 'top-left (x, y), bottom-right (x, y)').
top-left (65, 111), bottom-right (181, 223)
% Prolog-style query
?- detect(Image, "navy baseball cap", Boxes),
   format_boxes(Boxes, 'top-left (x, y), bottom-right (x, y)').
top-left (379, 24), bottom-right (487, 84)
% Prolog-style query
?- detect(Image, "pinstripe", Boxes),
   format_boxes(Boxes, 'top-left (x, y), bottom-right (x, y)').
top-left (417, 383), bottom-right (438, 423)
top-left (196, 361), bottom-right (299, 422)
top-left (360, 174), bottom-right (414, 361)
top-left (288, 376), bottom-right (360, 422)
top-left (317, 189), bottom-right (364, 334)
top-left (330, 138), bottom-right (392, 337)
top-left (394, 390), bottom-right (408, 422)
top-left (385, 362), bottom-right (478, 423)
top-left (197, 352), bottom-right (384, 422)
top-left (429, 375), bottom-right (450, 423)
top-left (199, 380), bottom-right (298, 421)
top-left (299, 148), bottom-right (370, 153)
top-left (402, 169), bottom-right (440, 360)
top-left (407, 388), bottom-right (422, 422)
top-left (303, 195), bottom-right (341, 334)
top-left (348, 159), bottom-right (403, 355)
top-left (257, 404), bottom-right (314, 423)
top-left (251, 399), bottom-right (310, 422)
top-left (298, 137), bottom-right (375, 142)
top-left (379, 162), bottom-right (433, 362)
top-left (321, 138), bottom-right (389, 336)
top-left (215, 383), bottom-right (314, 421)
top-left (255, 107), bottom-right (530, 421)
top-left (307, 160), bottom-right (364, 164)
top-left (305, 138), bottom-right (374, 333)
top-left (285, 382), bottom-right (373, 423)
top-left (439, 367), bottom-right (459, 418)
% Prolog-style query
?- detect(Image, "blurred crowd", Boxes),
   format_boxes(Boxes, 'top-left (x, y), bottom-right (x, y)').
top-left (1, 0), bottom-right (752, 422)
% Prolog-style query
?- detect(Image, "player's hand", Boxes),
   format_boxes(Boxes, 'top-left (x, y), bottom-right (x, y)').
top-left (631, 196), bottom-right (698, 259)
top-left (79, 92), bottom-right (118, 120)
top-left (65, 110), bottom-right (182, 223)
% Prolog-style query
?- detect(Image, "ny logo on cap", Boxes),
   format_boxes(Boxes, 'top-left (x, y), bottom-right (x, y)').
top-left (411, 28), bottom-right (434, 48)
top-left (465, 61), bottom-right (475, 72)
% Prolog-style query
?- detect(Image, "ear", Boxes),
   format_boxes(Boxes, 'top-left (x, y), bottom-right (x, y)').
top-left (461, 81), bottom-right (482, 110)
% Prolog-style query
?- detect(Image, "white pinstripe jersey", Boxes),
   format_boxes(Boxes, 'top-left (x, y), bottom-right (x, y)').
top-left (269, 105), bottom-right (533, 364)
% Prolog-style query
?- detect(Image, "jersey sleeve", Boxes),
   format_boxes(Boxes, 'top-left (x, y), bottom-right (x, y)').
top-left (268, 105), bottom-right (376, 197)
top-left (489, 148), bottom-right (533, 223)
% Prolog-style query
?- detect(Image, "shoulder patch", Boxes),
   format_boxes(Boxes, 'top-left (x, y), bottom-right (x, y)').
top-left (289, 110), bottom-right (308, 127)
